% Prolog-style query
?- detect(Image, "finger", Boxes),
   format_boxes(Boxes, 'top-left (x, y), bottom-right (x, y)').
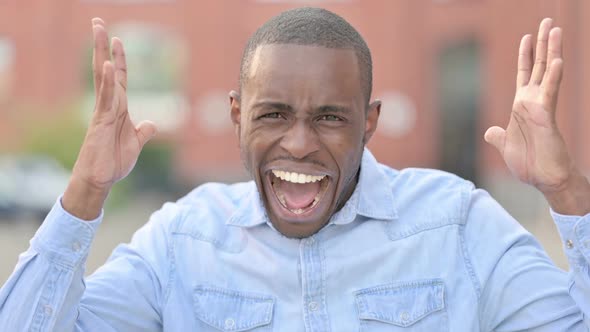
top-left (92, 17), bottom-right (105, 27)
top-left (516, 34), bottom-right (533, 88)
top-left (543, 58), bottom-right (564, 114)
top-left (484, 126), bottom-right (506, 156)
top-left (136, 120), bottom-right (158, 148)
top-left (92, 18), bottom-right (110, 98)
top-left (95, 61), bottom-right (115, 117)
top-left (542, 27), bottom-right (563, 85)
top-left (530, 18), bottom-right (553, 85)
top-left (111, 37), bottom-right (128, 91)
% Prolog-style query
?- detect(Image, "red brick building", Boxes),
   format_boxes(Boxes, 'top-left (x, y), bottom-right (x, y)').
top-left (0, 0), bottom-right (588, 205)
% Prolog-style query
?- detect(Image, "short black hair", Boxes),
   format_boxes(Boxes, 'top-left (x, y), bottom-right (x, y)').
top-left (239, 7), bottom-right (373, 105)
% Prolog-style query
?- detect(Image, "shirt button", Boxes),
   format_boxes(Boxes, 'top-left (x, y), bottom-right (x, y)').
top-left (400, 311), bottom-right (410, 322)
top-left (72, 241), bottom-right (81, 252)
top-left (308, 301), bottom-right (319, 311)
top-left (566, 239), bottom-right (574, 249)
top-left (44, 305), bottom-right (53, 316)
top-left (224, 318), bottom-right (235, 330)
top-left (307, 237), bottom-right (315, 245)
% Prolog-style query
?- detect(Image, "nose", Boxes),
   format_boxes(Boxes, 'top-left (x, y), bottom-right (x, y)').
top-left (279, 120), bottom-right (320, 159)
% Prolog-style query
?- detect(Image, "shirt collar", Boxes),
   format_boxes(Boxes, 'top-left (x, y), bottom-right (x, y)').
top-left (226, 148), bottom-right (398, 228)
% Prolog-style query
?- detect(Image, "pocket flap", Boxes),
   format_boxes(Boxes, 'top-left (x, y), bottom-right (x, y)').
top-left (355, 279), bottom-right (445, 327)
top-left (194, 286), bottom-right (274, 331)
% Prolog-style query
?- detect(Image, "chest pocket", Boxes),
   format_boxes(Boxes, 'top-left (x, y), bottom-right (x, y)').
top-left (354, 279), bottom-right (448, 331)
top-left (194, 286), bottom-right (274, 331)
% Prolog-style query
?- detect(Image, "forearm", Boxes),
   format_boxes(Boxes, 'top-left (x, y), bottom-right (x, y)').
top-left (62, 176), bottom-right (110, 221)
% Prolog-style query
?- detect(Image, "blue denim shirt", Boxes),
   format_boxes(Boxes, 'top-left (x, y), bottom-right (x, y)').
top-left (2, 149), bottom-right (590, 331)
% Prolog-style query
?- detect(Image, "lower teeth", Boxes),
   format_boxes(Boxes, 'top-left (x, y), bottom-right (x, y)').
top-left (276, 192), bottom-right (321, 214)
top-left (272, 175), bottom-right (326, 215)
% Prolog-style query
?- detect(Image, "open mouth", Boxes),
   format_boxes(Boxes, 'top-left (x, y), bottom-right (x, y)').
top-left (269, 170), bottom-right (330, 215)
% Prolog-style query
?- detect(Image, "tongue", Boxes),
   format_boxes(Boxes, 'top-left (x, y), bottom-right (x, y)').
top-left (276, 180), bottom-right (321, 210)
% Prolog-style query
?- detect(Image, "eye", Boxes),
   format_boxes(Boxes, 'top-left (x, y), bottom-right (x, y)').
top-left (259, 112), bottom-right (284, 120)
top-left (319, 114), bottom-right (343, 122)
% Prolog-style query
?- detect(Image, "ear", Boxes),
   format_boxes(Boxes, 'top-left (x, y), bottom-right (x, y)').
top-left (229, 90), bottom-right (241, 138)
top-left (363, 100), bottom-right (381, 144)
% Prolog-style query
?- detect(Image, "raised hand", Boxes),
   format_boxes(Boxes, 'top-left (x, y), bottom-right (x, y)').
top-left (62, 18), bottom-right (157, 220)
top-left (485, 18), bottom-right (590, 215)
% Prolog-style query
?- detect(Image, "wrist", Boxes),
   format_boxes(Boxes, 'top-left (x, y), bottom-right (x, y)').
top-left (542, 169), bottom-right (590, 216)
top-left (62, 176), bottom-right (111, 221)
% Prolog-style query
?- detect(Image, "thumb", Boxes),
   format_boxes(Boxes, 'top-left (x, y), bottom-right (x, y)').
top-left (136, 120), bottom-right (158, 148)
top-left (484, 126), bottom-right (506, 156)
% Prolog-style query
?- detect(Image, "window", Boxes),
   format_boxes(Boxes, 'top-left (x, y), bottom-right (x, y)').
top-left (81, 0), bottom-right (174, 3)
top-left (254, 0), bottom-right (352, 3)
top-left (84, 24), bottom-right (187, 131)
top-left (0, 38), bottom-right (14, 101)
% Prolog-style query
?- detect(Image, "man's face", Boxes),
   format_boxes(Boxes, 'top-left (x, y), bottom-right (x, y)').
top-left (231, 44), bottom-right (379, 238)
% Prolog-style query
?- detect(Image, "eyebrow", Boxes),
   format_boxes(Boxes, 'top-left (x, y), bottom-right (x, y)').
top-left (251, 101), bottom-right (293, 112)
top-left (316, 105), bottom-right (352, 115)
top-left (251, 101), bottom-right (352, 115)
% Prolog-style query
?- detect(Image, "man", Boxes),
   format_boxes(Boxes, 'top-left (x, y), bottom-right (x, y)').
top-left (1, 7), bottom-right (590, 331)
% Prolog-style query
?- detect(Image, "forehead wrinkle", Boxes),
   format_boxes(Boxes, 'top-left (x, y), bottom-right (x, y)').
top-left (251, 101), bottom-right (293, 112)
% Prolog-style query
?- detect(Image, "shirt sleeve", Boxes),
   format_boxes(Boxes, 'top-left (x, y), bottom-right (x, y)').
top-left (0, 197), bottom-right (175, 332)
top-left (552, 210), bottom-right (590, 327)
top-left (0, 197), bottom-right (102, 331)
top-left (464, 189), bottom-right (588, 332)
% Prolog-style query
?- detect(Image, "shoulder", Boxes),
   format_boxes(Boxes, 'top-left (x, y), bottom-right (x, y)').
top-left (177, 181), bottom-right (252, 208)
top-left (385, 166), bottom-right (474, 192)
top-left (371, 165), bottom-right (476, 241)
top-left (147, 181), bottom-right (254, 252)
top-left (380, 166), bottom-right (532, 247)
top-left (385, 166), bottom-right (475, 223)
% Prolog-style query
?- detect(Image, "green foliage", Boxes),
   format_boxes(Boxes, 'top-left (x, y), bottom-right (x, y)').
top-left (129, 142), bottom-right (175, 193)
top-left (19, 101), bottom-right (176, 210)
top-left (20, 101), bottom-right (132, 210)
top-left (21, 103), bottom-right (86, 170)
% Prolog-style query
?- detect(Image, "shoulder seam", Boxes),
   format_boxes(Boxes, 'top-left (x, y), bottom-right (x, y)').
top-left (459, 224), bottom-right (481, 299)
top-left (162, 205), bottom-right (184, 316)
top-left (458, 184), bottom-right (481, 299)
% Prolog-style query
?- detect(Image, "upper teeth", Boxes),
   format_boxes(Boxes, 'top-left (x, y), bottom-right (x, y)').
top-left (272, 170), bottom-right (326, 184)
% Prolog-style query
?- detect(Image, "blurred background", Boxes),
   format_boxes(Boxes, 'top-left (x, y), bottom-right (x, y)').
top-left (1, 0), bottom-right (589, 283)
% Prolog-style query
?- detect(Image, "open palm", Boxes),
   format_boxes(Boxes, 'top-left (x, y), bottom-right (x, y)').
top-left (72, 18), bottom-right (157, 190)
top-left (485, 18), bottom-right (572, 194)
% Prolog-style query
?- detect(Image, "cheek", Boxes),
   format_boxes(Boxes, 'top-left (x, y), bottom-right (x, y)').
top-left (241, 125), bottom-right (281, 168)
top-left (321, 127), bottom-right (364, 158)
top-left (320, 129), bottom-right (364, 182)
top-left (238, 123), bottom-right (258, 172)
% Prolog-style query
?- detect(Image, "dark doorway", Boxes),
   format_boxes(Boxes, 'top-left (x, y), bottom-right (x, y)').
top-left (437, 40), bottom-right (481, 185)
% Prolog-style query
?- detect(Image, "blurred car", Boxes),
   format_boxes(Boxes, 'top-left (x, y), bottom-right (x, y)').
top-left (0, 155), bottom-right (70, 221)
top-left (0, 170), bottom-right (17, 217)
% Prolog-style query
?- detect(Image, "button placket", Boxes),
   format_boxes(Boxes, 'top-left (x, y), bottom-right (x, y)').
top-left (44, 304), bottom-right (53, 316)
top-left (308, 301), bottom-right (319, 311)
top-left (299, 236), bottom-right (330, 331)
top-left (72, 241), bottom-right (81, 252)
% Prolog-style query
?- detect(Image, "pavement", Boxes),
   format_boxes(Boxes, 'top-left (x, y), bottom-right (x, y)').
top-left (0, 193), bottom-right (168, 285)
